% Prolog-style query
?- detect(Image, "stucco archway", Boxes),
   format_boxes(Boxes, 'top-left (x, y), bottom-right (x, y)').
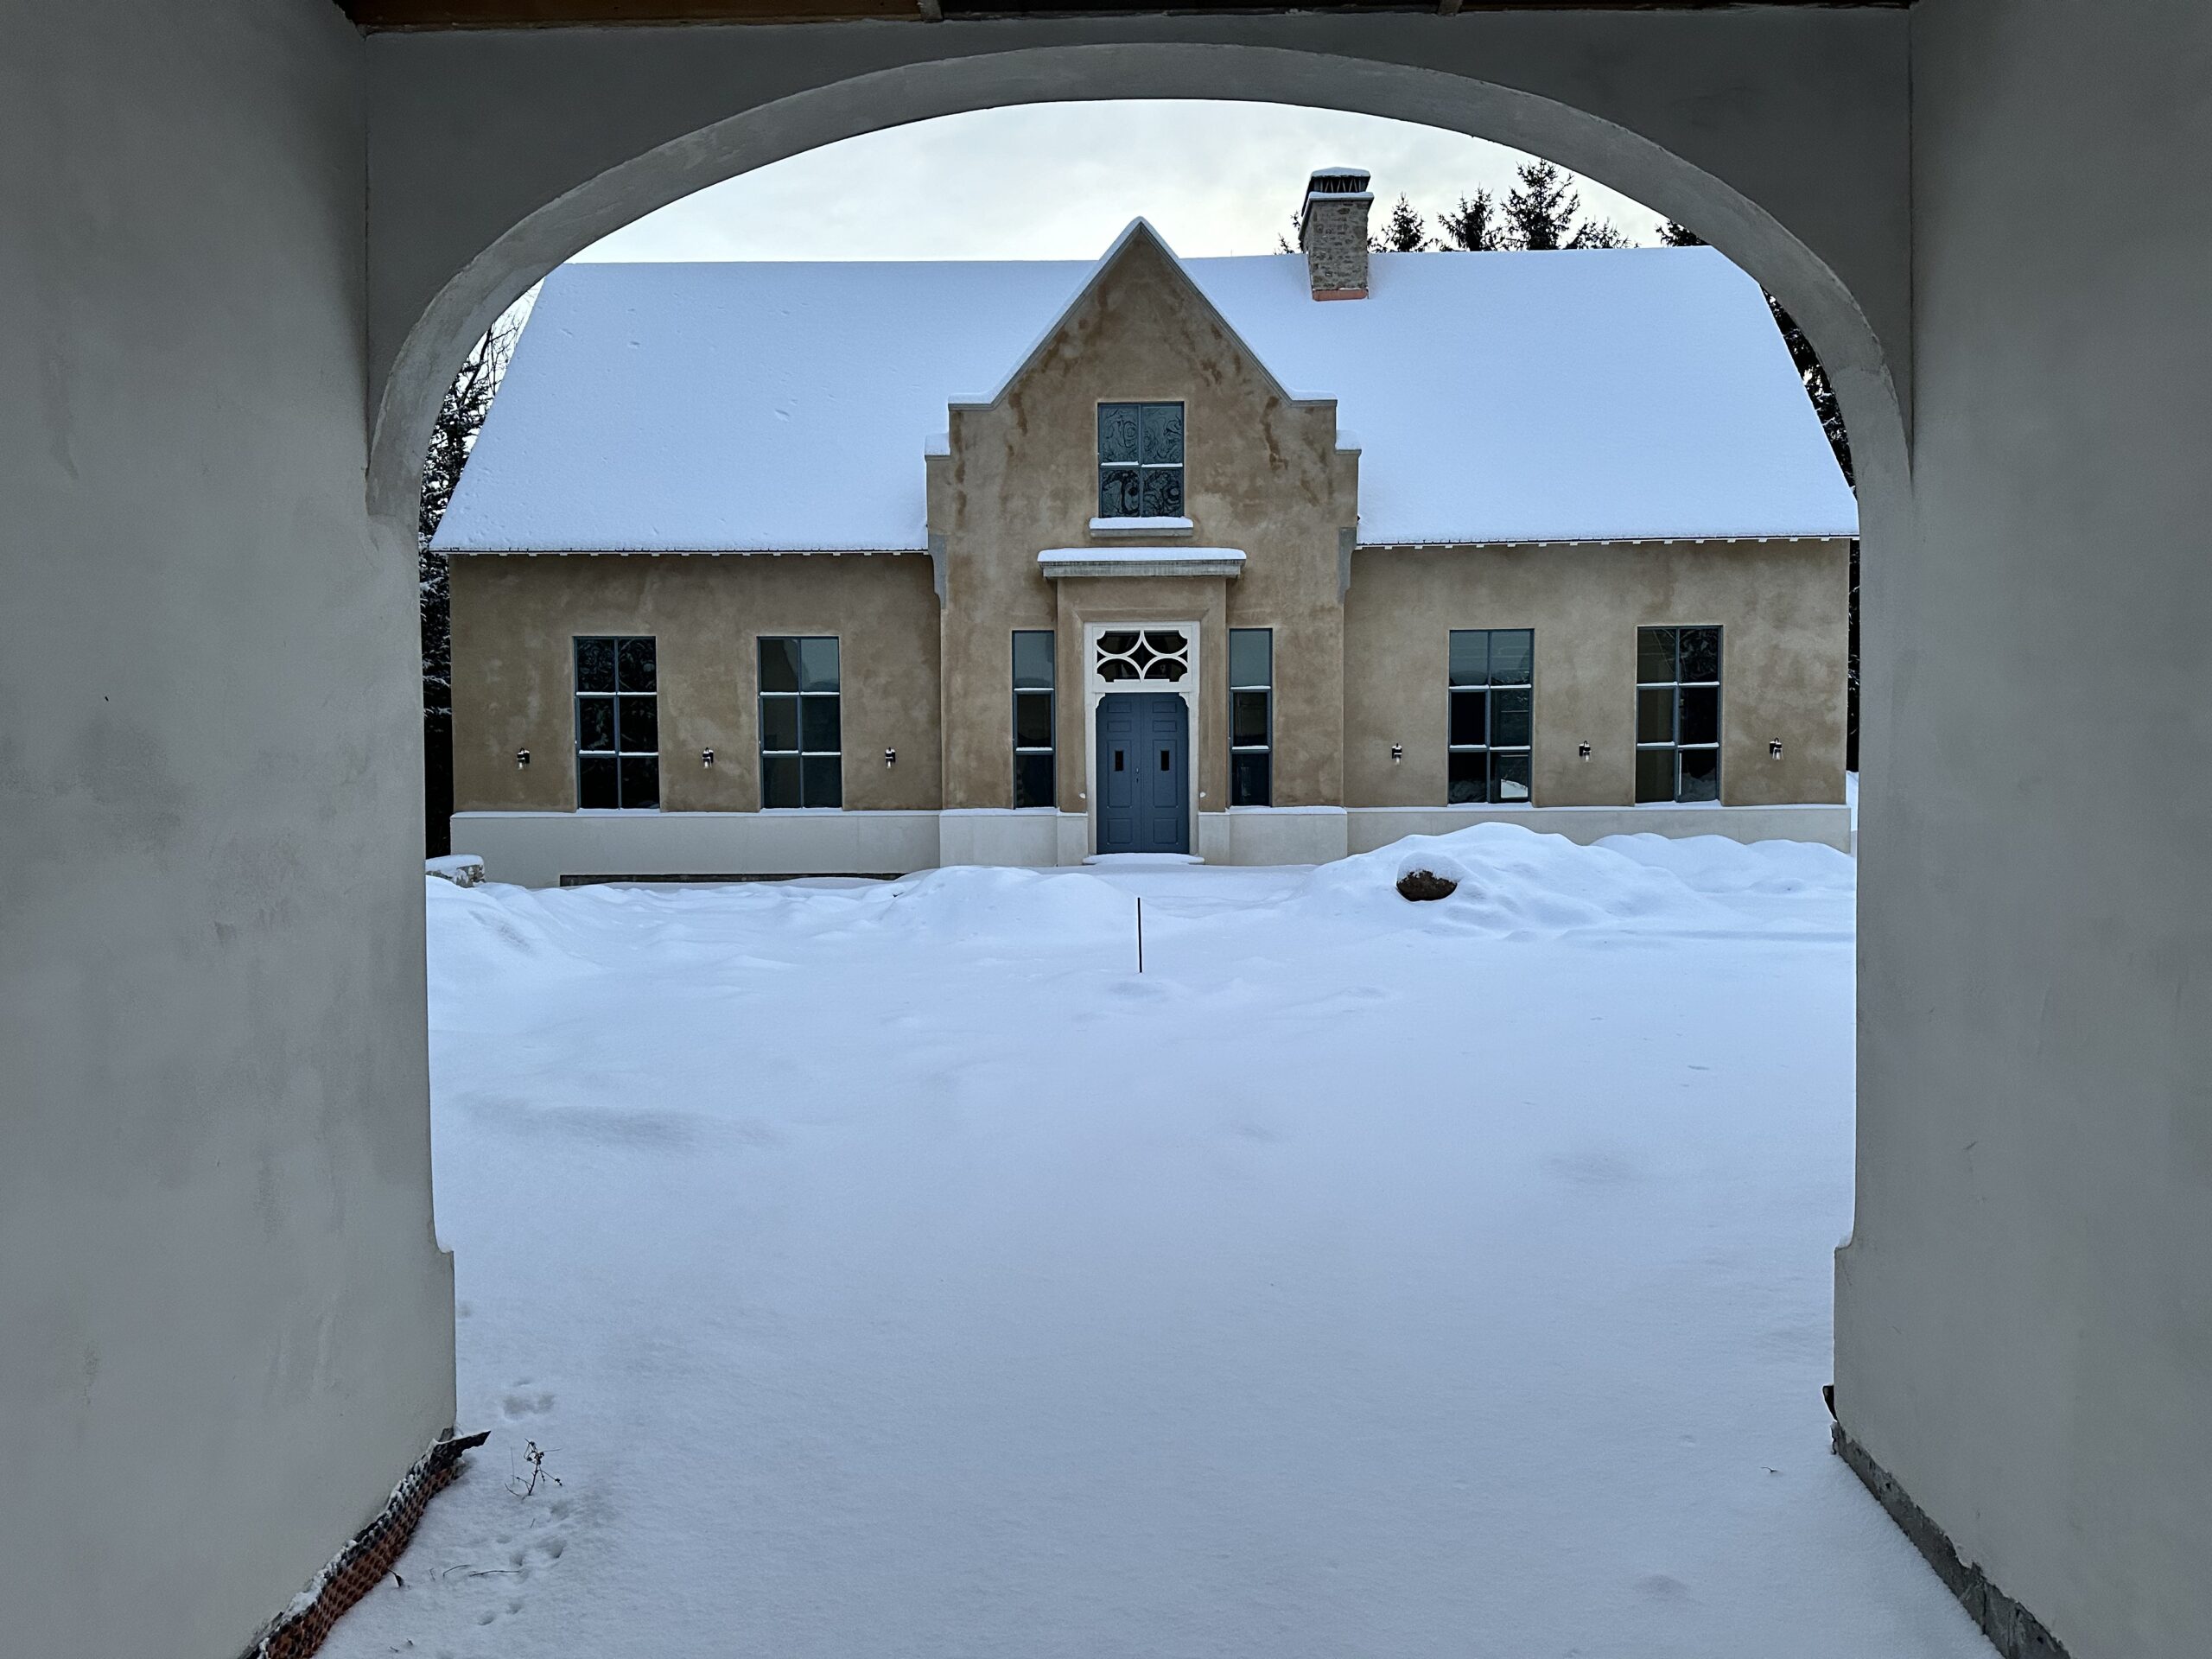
top-left (365, 41), bottom-right (1909, 540)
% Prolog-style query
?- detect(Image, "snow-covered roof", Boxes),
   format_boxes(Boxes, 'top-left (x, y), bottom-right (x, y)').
top-left (435, 232), bottom-right (1857, 555)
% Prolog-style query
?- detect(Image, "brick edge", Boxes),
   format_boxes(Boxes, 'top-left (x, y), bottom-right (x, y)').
top-left (241, 1430), bottom-right (490, 1659)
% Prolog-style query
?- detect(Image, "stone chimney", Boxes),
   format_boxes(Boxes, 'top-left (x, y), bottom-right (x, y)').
top-left (1298, 167), bottom-right (1374, 301)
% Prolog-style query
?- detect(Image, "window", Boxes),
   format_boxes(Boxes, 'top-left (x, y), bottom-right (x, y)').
top-left (1013, 630), bottom-right (1055, 809)
top-left (1095, 628), bottom-right (1189, 683)
top-left (575, 635), bottom-right (658, 810)
top-left (1636, 626), bottom-right (1722, 803)
top-left (759, 636), bottom-right (841, 809)
top-left (1097, 402), bottom-right (1185, 518)
top-left (1447, 629), bottom-right (1534, 804)
top-left (1229, 627), bottom-right (1273, 806)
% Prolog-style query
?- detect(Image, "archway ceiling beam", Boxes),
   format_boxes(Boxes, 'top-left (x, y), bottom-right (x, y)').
top-left (340, 0), bottom-right (1910, 28)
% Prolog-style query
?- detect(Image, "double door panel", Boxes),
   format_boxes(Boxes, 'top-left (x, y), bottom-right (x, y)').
top-left (1095, 692), bottom-right (1189, 855)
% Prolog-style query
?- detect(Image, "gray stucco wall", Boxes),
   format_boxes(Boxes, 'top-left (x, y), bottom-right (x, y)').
top-left (1344, 540), bottom-right (1849, 810)
top-left (937, 228), bottom-right (1351, 814)
top-left (1835, 4), bottom-right (2212, 1656)
top-left (0, 10), bottom-right (454, 1656)
top-left (450, 551), bottom-right (943, 815)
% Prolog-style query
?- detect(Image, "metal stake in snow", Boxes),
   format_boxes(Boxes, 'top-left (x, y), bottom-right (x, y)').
top-left (1135, 896), bottom-right (1145, 974)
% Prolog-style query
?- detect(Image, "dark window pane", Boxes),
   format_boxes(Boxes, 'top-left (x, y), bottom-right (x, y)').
top-left (1448, 629), bottom-right (1489, 688)
top-left (1680, 626), bottom-right (1721, 683)
top-left (1230, 750), bottom-right (1271, 807)
top-left (1140, 403), bottom-right (1184, 465)
top-left (617, 637), bottom-right (656, 692)
top-left (1448, 749), bottom-right (1487, 804)
top-left (1636, 747), bottom-right (1676, 804)
top-left (578, 753), bottom-right (619, 810)
top-left (1678, 685), bottom-right (1720, 747)
top-left (1099, 468), bottom-right (1141, 517)
top-left (760, 754), bottom-right (801, 808)
top-left (799, 637), bottom-right (839, 692)
top-left (1231, 690), bottom-right (1270, 750)
top-left (1014, 752), bottom-right (1055, 810)
top-left (619, 754), bottom-right (659, 810)
top-left (1013, 630), bottom-right (1054, 690)
top-left (1229, 627), bottom-right (1271, 690)
top-left (1492, 751), bottom-right (1532, 803)
top-left (1015, 690), bottom-right (1054, 750)
top-left (802, 754), bottom-right (842, 808)
top-left (1637, 626), bottom-right (1677, 685)
top-left (1098, 404), bottom-right (1140, 465)
top-left (759, 694), bottom-right (799, 753)
top-left (1097, 653), bottom-right (1139, 683)
top-left (1637, 686), bottom-right (1675, 745)
top-left (1679, 747), bottom-right (1719, 802)
top-left (575, 637), bottom-right (616, 693)
top-left (799, 695), bottom-right (841, 753)
top-left (1150, 630), bottom-right (1187, 654)
top-left (1140, 468), bottom-right (1183, 518)
top-left (1491, 685), bottom-right (1532, 748)
top-left (759, 636), bottom-right (802, 693)
top-left (1489, 629), bottom-right (1534, 685)
top-left (1449, 689), bottom-right (1485, 747)
top-left (616, 695), bottom-right (658, 754)
top-left (575, 695), bottom-right (615, 753)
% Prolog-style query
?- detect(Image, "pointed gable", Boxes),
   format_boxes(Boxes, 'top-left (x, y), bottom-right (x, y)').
top-left (951, 219), bottom-right (1309, 416)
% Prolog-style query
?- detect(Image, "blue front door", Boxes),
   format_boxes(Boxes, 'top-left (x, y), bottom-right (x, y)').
top-left (1095, 693), bottom-right (1190, 855)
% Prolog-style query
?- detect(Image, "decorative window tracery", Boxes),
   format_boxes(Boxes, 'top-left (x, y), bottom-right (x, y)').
top-left (1096, 628), bottom-right (1190, 683)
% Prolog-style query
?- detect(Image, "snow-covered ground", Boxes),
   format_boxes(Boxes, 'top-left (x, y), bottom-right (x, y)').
top-left (329, 826), bottom-right (1987, 1659)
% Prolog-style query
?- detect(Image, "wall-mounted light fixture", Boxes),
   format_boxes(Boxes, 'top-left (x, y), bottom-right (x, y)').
top-left (515, 748), bottom-right (530, 769)
top-left (1578, 741), bottom-right (1592, 760)
top-left (702, 748), bottom-right (715, 767)
top-left (1390, 743), bottom-right (1403, 763)
top-left (884, 747), bottom-right (897, 766)
top-left (1769, 741), bottom-right (1784, 760)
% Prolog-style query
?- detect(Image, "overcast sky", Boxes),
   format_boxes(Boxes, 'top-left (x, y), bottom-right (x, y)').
top-left (574, 99), bottom-right (1668, 264)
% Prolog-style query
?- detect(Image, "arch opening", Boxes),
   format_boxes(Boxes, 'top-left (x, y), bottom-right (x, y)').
top-left (380, 52), bottom-right (1937, 1659)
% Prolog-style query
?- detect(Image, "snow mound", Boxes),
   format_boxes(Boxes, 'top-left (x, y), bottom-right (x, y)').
top-left (1296, 823), bottom-right (1732, 936)
top-left (860, 866), bottom-right (1137, 944)
top-left (1595, 831), bottom-right (1855, 895)
top-left (426, 879), bottom-right (598, 977)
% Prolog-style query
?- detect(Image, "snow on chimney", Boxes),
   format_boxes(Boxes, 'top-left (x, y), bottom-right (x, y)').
top-left (1299, 167), bottom-right (1373, 301)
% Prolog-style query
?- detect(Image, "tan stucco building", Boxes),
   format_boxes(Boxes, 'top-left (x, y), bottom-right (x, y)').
top-left (440, 175), bottom-right (1856, 885)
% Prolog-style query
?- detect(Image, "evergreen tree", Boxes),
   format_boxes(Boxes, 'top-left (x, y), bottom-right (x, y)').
top-left (1500, 159), bottom-right (1623, 251)
top-left (418, 305), bottom-right (526, 855)
top-left (1435, 189), bottom-right (1505, 252)
top-left (1371, 194), bottom-right (1429, 253)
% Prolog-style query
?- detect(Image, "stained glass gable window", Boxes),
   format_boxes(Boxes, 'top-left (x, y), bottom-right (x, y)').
top-left (1098, 402), bottom-right (1185, 518)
